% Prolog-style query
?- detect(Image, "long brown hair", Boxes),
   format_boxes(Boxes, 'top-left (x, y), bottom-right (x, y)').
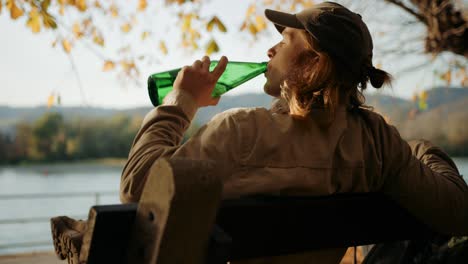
top-left (282, 30), bottom-right (392, 120)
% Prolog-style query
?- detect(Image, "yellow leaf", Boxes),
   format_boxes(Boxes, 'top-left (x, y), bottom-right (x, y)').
top-left (246, 4), bottom-right (256, 17)
top-left (82, 18), bottom-right (92, 30)
top-left (47, 94), bottom-right (55, 108)
top-left (121, 23), bottom-right (132, 33)
top-left (76, 0), bottom-right (87, 12)
top-left (73, 22), bottom-right (83, 38)
top-left (138, 0), bottom-right (147, 11)
top-left (159, 41), bottom-right (168, 55)
top-left (440, 70), bottom-right (452, 84)
top-left (205, 39), bottom-right (219, 56)
top-left (206, 16), bottom-right (227, 33)
top-left (0, 1), bottom-right (2, 14)
top-left (102, 61), bottom-right (115, 71)
top-left (206, 18), bottom-right (215, 32)
top-left (420, 90), bottom-right (428, 100)
top-left (289, 3), bottom-right (296, 11)
top-left (189, 29), bottom-right (200, 41)
top-left (41, 11), bottom-right (57, 29)
top-left (255, 15), bottom-right (266, 31)
top-left (26, 8), bottom-right (41, 33)
top-left (92, 31), bottom-right (104, 46)
top-left (141, 31), bottom-right (150, 40)
top-left (301, 0), bottom-right (314, 8)
top-left (248, 23), bottom-right (257, 35)
top-left (59, 6), bottom-right (64, 15)
top-left (110, 4), bottom-right (118, 17)
top-left (62, 39), bottom-right (72, 53)
top-left (240, 21), bottom-right (247, 31)
top-left (94, 0), bottom-right (101, 8)
top-left (7, 0), bottom-right (24, 19)
top-left (41, 0), bottom-right (51, 11)
top-left (181, 14), bottom-right (192, 32)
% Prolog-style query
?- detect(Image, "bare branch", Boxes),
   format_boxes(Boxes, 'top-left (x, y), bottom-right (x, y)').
top-left (384, 0), bottom-right (426, 24)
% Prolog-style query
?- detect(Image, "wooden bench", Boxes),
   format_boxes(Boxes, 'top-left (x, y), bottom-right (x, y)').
top-left (54, 158), bottom-right (437, 264)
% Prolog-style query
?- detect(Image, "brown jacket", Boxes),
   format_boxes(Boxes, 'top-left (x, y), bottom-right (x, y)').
top-left (120, 90), bottom-right (468, 262)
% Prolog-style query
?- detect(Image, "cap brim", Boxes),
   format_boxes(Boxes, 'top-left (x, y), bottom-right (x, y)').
top-left (265, 9), bottom-right (304, 33)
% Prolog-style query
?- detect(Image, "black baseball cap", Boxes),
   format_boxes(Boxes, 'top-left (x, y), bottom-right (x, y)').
top-left (265, 1), bottom-right (374, 77)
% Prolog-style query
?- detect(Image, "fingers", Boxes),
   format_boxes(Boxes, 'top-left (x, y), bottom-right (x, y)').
top-left (211, 56), bottom-right (228, 80)
top-left (192, 60), bottom-right (202, 69)
top-left (201, 56), bottom-right (210, 71)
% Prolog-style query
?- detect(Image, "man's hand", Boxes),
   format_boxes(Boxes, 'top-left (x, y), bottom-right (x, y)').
top-left (173, 55), bottom-right (228, 107)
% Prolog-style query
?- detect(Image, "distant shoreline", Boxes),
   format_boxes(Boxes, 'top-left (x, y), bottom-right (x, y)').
top-left (0, 158), bottom-right (128, 167)
top-left (1, 156), bottom-right (467, 167)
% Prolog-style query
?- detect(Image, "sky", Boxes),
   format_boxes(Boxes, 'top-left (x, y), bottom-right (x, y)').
top-left (0, 0), bottom-right (463, 109)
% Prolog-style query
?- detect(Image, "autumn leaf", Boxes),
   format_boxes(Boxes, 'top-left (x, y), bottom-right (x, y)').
top-left (138, 0), bottom-right (147, 11)
top-left (440, 70), bottom-right (452, 84)
top-left (302, 0), bottom-right (315, 8)
top-left (41, 0), bottom-right (51, 11)
top-left (141, 31), bottom-right (150, 40)
top-left (110, 4), bottom-right (118, 17)
top-left (41, 11), bottom-right (57, 29)
top-left (92, 30), bottom-right (104, 46)
top-left (7, 0), bottom-right (24, 19)
top-left (102, 60), bottom-right (115, 71)
top-left (47, 94), bottom-right (55, 108)
top-left (255, 15), bottom-right (266, 31)
top-left (189, 28), bottom-right (200, 41)
top-left (182, 14), bottom-right (192, 32)
top-left (217, 19), bottom-right (227, 32)
top-left (94, 0), bottom-right (101, 8)
top-left (205, 39), bottom-right (219, 55)
top-left (206, 16), bottom-right (227, 32)
top-left (0, 1), bottom-right (2, 14)
top-left (75, 0), bottom-right (87, 12)
top-left (121, 23), bottom-right (132, 33)
top-left (420, 90), bottom-right (428, 100)
top-left (159, 41), bottom-right (168, 55)
top-left (73, 22), bottom-right (84, 38)
top-left (248, 23), bottom-right (257, 35)
top-left (246, 4), bottom-right (256, 17)
top-left (240, 21), bottom-right (247, 31)
top-left (62, 39), bottom-right (72, 53)
top-left (289, 3), bottom-right (296, 11)
top-left (26, 8), bottom-right (41, 33)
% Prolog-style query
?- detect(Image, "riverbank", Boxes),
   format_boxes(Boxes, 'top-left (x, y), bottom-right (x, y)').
top-left (0, 251), bottom-right (60, 264)
top-left (1, 158), bottom-right (128, 167)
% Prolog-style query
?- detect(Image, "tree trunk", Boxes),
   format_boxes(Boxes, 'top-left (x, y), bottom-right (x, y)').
top-left (386, 0), bottom-right (467, 58)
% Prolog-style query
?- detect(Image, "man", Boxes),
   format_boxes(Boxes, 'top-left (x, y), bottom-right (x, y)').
top-left (53, 2), bottom-right (468, 264)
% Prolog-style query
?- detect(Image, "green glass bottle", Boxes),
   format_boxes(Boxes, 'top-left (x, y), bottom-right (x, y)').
top-left (148, 61), bottom-right (268, 106)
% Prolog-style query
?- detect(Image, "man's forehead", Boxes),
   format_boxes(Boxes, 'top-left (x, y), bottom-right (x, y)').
top-left (281, 28), bottom-right (299, 38)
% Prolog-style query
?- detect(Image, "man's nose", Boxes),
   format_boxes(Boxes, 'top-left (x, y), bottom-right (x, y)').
top-left (267, 46), bottom-right (275, 59)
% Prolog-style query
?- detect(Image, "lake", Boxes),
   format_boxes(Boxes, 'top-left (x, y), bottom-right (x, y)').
top-left (0, 158), bottom-right (467, 255)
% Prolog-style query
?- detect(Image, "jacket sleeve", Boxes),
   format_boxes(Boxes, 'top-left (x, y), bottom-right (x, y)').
top-left (380, 121), bottom-right (468, 235)
top-left (120, 90), bottom-right (243, 203)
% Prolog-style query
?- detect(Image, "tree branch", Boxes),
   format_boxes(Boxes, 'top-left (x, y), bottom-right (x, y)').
top-left (384, 0), bottom-right (427, 24)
